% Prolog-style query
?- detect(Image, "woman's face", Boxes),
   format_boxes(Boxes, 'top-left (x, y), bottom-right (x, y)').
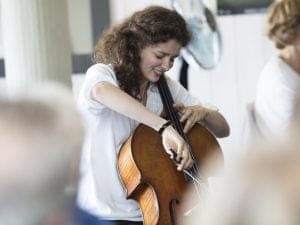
top-left (139, 39), bottom-right (181, 83)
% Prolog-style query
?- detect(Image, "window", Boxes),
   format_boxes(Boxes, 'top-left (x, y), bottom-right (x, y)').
top-left (217, 0), bottom-right (272, 15)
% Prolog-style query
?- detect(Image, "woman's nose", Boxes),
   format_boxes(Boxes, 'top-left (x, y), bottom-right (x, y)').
top-left (161, 59), bottom-right (172, 71)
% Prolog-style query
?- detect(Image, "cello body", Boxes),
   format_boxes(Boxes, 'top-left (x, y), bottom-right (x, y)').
top-left (117, 122), bottom-right (223, 225)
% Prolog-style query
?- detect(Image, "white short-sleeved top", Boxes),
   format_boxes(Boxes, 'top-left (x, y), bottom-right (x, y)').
top-left (76, 63), bottom-right (200, 221)
top-left (255, 56), bottom-right (300, 139)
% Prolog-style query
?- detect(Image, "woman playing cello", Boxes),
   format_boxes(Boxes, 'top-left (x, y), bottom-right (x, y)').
top-left (75, 5), bottom-right (230, 225)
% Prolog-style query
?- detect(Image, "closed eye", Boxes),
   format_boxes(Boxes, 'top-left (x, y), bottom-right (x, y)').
top-left (155, 54), bottom-right (164, 59)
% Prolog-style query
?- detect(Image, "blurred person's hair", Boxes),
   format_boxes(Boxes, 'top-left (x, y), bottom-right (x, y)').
top-left (0, 83), bottom-right (84, 225)
top-left (266, 0), bottom-right (300, 49)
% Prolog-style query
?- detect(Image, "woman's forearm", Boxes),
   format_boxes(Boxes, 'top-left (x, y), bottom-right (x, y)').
top-left (204, 109), bottom-right (230, 138)
top-left (91, 82), bottom-right (166, 131)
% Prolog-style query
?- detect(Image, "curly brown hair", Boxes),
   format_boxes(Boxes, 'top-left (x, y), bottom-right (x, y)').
top-left (92, 6), bottom-right (191, 98)
top-left (266, 0), bottom-right (300, 49)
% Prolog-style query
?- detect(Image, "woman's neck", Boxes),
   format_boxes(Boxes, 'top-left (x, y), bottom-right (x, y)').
top-left (139, 80), bottom-right (150, 105)
top-left (279, 45), bottom-right (300, 75)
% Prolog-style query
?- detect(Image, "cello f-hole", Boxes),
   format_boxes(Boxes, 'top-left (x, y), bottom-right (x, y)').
top-left (169, 198), bottom-right (180, 225)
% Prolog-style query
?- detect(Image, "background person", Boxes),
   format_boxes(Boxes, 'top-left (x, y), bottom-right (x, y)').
top-left (254, 0), bottom-right (300, 140)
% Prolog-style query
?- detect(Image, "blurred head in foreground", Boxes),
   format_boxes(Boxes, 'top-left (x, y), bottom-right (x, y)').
top-left (0, 83), bottom-right (84, 225)
top-left (185, 130), bottom-right (300, 225)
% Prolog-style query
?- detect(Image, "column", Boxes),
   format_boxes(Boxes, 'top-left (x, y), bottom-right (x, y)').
top-left (1, 0), bottom-right (72, 96)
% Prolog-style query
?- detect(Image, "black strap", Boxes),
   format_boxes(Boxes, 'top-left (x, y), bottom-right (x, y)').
top-left (179, 57), bottom-right (189, 90)
top-left (158, 120), bottom-right (172, 135)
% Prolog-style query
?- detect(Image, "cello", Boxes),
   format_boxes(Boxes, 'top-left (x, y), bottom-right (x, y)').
top-left (117, 75), bottom-right (223, 225)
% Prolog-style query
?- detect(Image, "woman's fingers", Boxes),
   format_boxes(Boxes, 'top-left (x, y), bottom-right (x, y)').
top-left (177, 151), bottom-right (193, 171)
top-left (161, 125), bottom-right (193, 171)
top-left (175, 142), bottom-right (194, 171)
top-left (174, 103), bottom-right (197, 133)
top-left (164, 142), bottom-right (192, 171)
top-left (166, 147), bottom-right (174, 157)
top-left (173, 103), bottom-right (185, 112)
top-left (183, 118), bottom-right (194, 133)
top-left (179, 151), bottom-right (193, 170)
top-left (180, 108), bottom-right (193, 123)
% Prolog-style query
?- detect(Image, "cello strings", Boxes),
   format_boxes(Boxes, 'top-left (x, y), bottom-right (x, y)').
top-left (183, 169), bottom-right (207, 200)
top-left (158, 76), bottom-right (201, 177)
top-left (158, 76), bottom-right (204, 199)
top-left (161, 75), bottom-right (206, 198)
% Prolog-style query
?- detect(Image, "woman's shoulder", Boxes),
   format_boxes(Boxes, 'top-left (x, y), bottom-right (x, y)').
top-left (79, 63), bottom-right (119, 90)
top-left (264, 55), bottom-right (281, 69)
top-left (259, 56), bottom-right (282, 80)
top-left (85, 63), bottom-right (117, 83)
top-left (263, 55), bottom-right (295, 74)
top-left (86, 63), bottom-right (115, 75)
top-left (262, 56), bottom-right (299, 84)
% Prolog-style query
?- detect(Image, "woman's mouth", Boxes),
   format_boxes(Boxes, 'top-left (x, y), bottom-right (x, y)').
top-left (154, 69), bottom-right (164, 76)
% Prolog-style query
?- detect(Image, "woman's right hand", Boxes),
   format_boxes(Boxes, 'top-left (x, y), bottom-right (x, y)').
top-left (161, 125), bottom-right (194, 171)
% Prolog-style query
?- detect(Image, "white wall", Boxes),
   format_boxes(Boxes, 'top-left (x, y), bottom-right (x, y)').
top-left (67, 0), bottom-right (93, 54)
top-left (182, 14), bottom-right (276, 162)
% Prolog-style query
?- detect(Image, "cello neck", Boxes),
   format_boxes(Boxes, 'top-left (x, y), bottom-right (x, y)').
top-left (157, 75), bottom-right (185, 138)
top-left (157, 75), bottom-right (200, 176)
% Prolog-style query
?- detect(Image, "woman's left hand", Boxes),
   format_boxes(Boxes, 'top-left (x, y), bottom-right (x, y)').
top-left (173, 103), bottom-right (208, 133)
